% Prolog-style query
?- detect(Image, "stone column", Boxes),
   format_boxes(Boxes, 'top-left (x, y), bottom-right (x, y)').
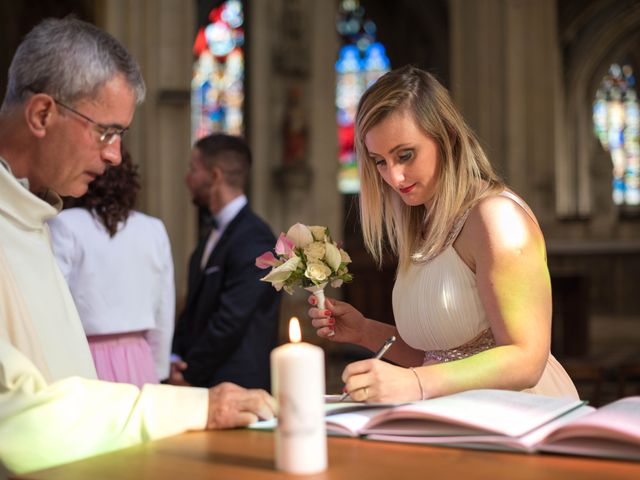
top-left (98, 0), bottom-right (196, 303)
top-left (450, 0), bottom-right (563, 223)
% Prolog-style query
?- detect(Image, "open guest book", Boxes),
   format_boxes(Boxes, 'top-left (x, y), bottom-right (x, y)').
top-left (324, 389), bottom-right (640, 461)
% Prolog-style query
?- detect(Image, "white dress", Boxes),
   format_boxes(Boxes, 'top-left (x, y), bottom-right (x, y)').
top-left (393, 192), bottom-right (579, 399)
top-left (48, 208), bottom-right (176, 382)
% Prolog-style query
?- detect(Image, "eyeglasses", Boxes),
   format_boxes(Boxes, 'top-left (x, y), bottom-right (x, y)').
top-left (54, 99), bottom-right (128, 145)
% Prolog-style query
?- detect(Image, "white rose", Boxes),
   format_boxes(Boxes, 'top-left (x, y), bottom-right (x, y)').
top-left (308, 225), bottom-right (327, 242)
top-left (304, 262), bottom-right (331, 283)
top-left (286, 223), bottom-right (314, 248)
top-left (304, 241), bottom-right (326, 261)
top-left (324, 241), bottom-right (342, 272)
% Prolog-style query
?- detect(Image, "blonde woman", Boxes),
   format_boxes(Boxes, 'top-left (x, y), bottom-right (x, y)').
top-left (309, 65), bottom-right (578, 403)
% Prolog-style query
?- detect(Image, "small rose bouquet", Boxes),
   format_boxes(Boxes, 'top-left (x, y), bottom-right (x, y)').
top-left (255, 223), bottom-right (352, 309)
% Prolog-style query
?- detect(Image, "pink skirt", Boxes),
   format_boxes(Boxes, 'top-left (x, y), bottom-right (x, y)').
top-left (87, 331), bottom-right (159, 388)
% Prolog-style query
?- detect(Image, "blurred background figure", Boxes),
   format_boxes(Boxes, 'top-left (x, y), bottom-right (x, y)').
top-left (171, 133), bottom-right (280, 390)
top-left (48, 151), bottom-right (175, 387)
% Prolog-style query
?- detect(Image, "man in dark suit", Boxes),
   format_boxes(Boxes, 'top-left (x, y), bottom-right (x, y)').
top-left (170, 134), bottom-right (280, 390)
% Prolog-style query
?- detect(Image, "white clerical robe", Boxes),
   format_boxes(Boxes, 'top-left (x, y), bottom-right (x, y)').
top-left (0, 161), bottom-right (207, 477)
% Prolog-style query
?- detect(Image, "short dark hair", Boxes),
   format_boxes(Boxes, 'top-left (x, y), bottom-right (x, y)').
top-left (194, 133), bottom-right (252, 190)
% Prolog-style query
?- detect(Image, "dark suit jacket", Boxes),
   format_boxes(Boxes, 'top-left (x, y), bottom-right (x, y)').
top-left (172, 205), bottom-right (280, 390)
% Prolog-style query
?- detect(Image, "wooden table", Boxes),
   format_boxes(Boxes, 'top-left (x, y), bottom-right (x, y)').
top-left (13, 429), bottom-right (640, 480)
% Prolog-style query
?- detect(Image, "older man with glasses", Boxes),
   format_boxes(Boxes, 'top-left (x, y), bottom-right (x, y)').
top-left (51, 98), bottom-right (130, 144)
top-left (0, 17), bottom-right (275, 477)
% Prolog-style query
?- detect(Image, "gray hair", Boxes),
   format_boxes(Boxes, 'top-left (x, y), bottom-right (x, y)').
top-left (2, 17), bottom-right (145, 108)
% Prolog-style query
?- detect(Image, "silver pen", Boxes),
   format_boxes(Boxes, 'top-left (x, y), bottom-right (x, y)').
top-left (338, 335), bottom-right (397, 402)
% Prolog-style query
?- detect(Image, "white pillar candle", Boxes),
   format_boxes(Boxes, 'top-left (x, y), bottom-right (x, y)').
top-left (271, 317), bottom-right (327, 474)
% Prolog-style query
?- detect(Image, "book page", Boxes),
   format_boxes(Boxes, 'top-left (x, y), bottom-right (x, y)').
top-left (249, 417), bottom-right (277, 430)
top-left (546, 396), bottom-right (640, 442)
top-left (539, 396), bottom-right (640, 459)
top-left (365, 405), bottom-right (595, 453)
top-left (325, 400), bottom-right (403, 416)
top-left (325, 408), bottom-right (388, 437)
top-left (363, 389), bottom-right (584, 437)
top-left (365, 433), bottom-right (535, 453)
top-left (249, 398), bottom-right (398, 433)
top-left (539, 438), bottom-right (640, 461)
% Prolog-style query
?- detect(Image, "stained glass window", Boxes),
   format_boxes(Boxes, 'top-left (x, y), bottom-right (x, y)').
top-left (336, 0), bottom-right (390, 194)
top-left (593, 63), bottom-right (640, 206)
top-left (191, 0), bottom-right (244, 142)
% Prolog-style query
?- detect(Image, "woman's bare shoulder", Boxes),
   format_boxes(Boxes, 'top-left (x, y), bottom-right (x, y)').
top-left (457, 192), bottom-right (545, 261)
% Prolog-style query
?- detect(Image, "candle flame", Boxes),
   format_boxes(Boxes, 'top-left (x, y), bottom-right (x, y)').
top-left (289, 317), bottom-right (302, 343)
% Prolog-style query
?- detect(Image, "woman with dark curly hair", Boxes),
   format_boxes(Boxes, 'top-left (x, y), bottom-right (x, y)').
top-left (48, 151), bottom-right (175, 387)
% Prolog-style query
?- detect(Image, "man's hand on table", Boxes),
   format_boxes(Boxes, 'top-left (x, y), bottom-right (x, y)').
top-left (207, 382), bottom-right (276, 429)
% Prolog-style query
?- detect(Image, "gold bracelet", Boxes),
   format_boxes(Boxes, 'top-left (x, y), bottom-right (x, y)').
top-left (409, 367), bottom-right (425, 401)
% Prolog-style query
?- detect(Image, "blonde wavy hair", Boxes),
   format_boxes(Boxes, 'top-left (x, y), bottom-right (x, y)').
top-left (355, 65), bottom-right (505, 272)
